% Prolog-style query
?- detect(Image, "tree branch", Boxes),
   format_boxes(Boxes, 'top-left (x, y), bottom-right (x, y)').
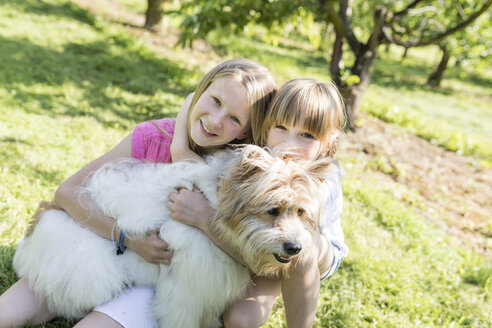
top-left (368, 6), bottom-right (388, 49)
top-left (384, 0), bottom-right (492, 48)
top-left (324, 0), bottom-right (363, 55)
top-left (406, 6), bottom-right (438, 16)
top-left (392, 0), bottom-right (428, 19)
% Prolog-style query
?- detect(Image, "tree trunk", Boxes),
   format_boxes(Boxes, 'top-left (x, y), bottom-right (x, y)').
top-left (330, 32), bottom-right (344, 87)
top-left (144, 0), bottom-right (166, 30)
top-left (401, 47), bottom-right (409, 59)
top-left (427, 44), bottom-right (450, 87)
top-left (340, 82), bottom-right (367, 131)
top-left (339, 48), bottom-right (374, 131)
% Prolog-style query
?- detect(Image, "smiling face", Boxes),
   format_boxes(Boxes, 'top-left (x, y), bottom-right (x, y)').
top-left (189, 76), bottom-right (249, 148)
top-left (266, 122), bottom-right (325, 161)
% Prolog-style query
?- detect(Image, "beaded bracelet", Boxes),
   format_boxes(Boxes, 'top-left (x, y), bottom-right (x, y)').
top-left (116, 229), bottom-right (127, 255)
top-left (111, 220), bottom-right (127, 255)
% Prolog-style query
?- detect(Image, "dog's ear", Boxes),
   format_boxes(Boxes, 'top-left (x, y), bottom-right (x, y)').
top-left (306, 157), bottom-right (339, 182)
top-left (237, 145), bottom-right (273, 177)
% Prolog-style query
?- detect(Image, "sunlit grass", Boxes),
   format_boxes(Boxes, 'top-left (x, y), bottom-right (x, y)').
top-left (1, 1), bottom-right (490, 327)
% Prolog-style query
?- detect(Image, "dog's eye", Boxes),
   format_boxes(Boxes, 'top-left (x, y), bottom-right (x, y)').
top-left (267, 208), bottom-right (280, 216)
top-left (297, 209), bottom-right (304, 216)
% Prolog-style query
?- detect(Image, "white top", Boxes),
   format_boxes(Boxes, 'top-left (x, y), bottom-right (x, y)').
top-left (320, 161), bottom-right (348, 279)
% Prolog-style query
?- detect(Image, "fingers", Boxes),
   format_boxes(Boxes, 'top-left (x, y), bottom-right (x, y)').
top-left (158, 248), bottom-right (174, 265)
top-left (153, 231), bottom-right (174, 266)
top-left (136, 228), bottom-right (174, 265)
top-left (148, 244), bottom-right (173, 265)
top-left (168, 191), bottom-right (178, 202)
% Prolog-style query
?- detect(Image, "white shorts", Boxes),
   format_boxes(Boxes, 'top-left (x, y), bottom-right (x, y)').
top-left (94, 288), bottom-right (157, 328)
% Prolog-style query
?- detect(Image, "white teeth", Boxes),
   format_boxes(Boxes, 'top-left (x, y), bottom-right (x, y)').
top-left (201, 121), bottom-right (215, 135)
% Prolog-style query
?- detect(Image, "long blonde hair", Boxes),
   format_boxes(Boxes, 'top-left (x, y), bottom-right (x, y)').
top-left (255, 78), bottom-right (346, 157)
top-left (186, 58), bottom-right (276, 155)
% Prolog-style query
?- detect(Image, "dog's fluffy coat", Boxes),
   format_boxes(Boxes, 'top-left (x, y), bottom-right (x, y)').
top-left (14, 145), bottom-right (336, 327)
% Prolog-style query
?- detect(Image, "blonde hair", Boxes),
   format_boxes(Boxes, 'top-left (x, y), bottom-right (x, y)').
top-left (255, 78), bottom-right (346, 157)
top-left (187, 58), bottom-right (276, 155)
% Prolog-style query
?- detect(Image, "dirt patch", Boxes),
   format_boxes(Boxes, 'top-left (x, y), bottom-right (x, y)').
top-left (342, 116), bottom-right (491, 256)
top-left (73, 0), bottom-right (492, 257)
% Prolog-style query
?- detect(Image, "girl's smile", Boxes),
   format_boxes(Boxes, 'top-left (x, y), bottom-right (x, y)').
top-left (200, 119), bottom-right (218, 137)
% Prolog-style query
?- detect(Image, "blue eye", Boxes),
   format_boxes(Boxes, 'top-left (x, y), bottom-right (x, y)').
top-left (231, 116), bottom-right (240, 124)
top-left (276, 125), bottom-right (287, 130)
top-left (301, 132), bottom-right (315, 139)
top-left (212, 97), bottom-right (221, 106)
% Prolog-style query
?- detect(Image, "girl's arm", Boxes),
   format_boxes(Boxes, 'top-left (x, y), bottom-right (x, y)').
top-left (167, 188), bottom-right (247, 266)
top-left (54, 135), bottom-right (172, 265)
top-left (170, 93), bottom-right (204, 163)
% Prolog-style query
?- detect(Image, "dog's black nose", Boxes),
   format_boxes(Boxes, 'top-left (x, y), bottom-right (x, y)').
top-left (283, 242), bottom-right (302, 255)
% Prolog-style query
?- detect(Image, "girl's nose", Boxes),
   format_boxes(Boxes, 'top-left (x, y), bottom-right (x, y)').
top-left (279, 144), bottom-right (304, 160)
top-left (284, 135), bottom-right (298, 147)
top-left (209, 111), bottom-right (224, 129)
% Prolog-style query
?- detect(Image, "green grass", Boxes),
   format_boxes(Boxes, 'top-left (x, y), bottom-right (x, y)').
top-left (1, 0), bottom-right (491, 327)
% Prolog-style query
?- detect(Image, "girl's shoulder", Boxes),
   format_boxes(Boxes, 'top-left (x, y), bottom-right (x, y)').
top-left (132, 118), bottom-right (176, 163)
top-left (134, 118), bottom-right (176, 138)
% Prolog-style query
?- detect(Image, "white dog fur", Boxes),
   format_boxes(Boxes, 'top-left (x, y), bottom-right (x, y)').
top-left (14, 145), bottom-right (336, 327)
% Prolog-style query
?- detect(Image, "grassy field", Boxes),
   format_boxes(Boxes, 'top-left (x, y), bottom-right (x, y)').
top-left (1, 0), bottom-right (491, 327)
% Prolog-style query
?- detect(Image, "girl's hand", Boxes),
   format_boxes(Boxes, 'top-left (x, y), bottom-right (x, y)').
top-left (125, 227), bottom-right (173, 265)
top-left (167, 188), bottom-right (215, 233)
top-left (168, 188), bottom-right (247, 266)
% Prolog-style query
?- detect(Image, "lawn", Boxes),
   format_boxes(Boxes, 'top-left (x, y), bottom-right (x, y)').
top-left (0, 0), bottom-right (490, 327)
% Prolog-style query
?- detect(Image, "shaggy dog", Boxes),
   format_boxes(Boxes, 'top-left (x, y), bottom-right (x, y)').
top-left (13, 145), bottom-right (337, 327)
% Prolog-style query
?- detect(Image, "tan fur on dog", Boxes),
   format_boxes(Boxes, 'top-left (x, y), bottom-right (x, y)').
top-left (213, 146), bottom-right (336, 278)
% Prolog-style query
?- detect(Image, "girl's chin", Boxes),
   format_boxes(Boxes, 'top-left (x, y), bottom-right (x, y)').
top-left (191, 132), bottom-right (220, 148)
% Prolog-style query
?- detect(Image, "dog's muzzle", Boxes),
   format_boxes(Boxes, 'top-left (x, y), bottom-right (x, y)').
top-left (274, 241), bottom-right (302, 264)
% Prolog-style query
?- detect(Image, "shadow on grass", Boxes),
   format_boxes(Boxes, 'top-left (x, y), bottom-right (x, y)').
top-left (370, 57), bottom-right (456, 95)
top-left (371, 54), bottom-right (492, 97)
top-left (1, 34), bottom-right (194, 128)
top-left (222, 35), bottom-right (331, 75)
top-left (0, 0), bottom-right (199, 129)
top-left (446, 66), bottom-right (492, 89)
top-left (0, 246), bottom-right (16, 294)
top-left (0, 0), bottom-right (98, 29)
top-left (0, 137), bottom-right (33, 146)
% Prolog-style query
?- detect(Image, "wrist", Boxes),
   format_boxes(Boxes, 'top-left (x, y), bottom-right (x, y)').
top-left (198, 210), bottom-right (214, 234)
top-left (110, 221), bottom-right (127, 255)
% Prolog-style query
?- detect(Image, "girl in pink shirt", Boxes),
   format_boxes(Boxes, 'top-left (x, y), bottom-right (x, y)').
top-left (0, 58), bottom-right (276, 328)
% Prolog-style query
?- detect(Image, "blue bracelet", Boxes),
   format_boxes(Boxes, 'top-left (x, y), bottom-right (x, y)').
top-left (116, 229), bottom-right (127, 255)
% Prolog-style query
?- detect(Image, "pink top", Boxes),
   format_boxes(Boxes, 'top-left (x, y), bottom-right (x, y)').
top-left (131, 118), bottom-right (176, 163)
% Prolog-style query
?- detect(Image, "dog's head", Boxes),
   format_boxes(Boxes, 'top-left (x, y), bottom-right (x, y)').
top-left (213, 145), bottom-right (337, 278)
